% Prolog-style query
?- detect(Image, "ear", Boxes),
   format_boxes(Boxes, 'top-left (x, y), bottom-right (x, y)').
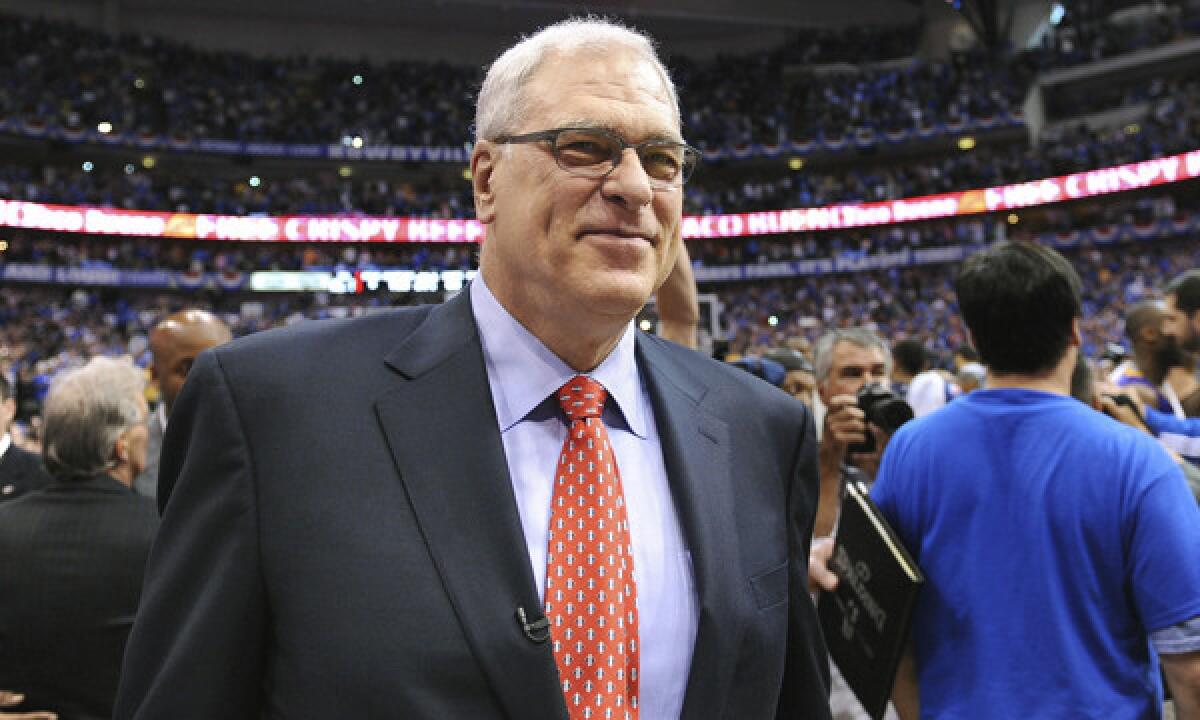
top-left (471, 141), bottom-right (500, 226)
top-left (114, 436), bottom-right (128, 464)
top-left (1071, 317), bottom-right (1082, 347)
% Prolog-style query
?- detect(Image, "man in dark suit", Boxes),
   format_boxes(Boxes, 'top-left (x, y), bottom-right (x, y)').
top-left (133, 309), bottom-right (232, 499)
top-left (0, 358), bottom-right (159, 720)
top-left (115, 18), bottom-right (831, 720)
top-left (0, 373), bottom-right (51, 503)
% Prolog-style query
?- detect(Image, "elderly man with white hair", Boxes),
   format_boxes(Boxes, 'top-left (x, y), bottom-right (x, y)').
top-left (115, 16), bottom-right (831, 720)
top-left (0, 357), bottom-right (159, 720)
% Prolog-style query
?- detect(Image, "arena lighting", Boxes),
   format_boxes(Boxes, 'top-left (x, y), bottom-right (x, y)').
top-left (81, 161), bottom-right (94, 173)
top-left (338, 166), bottom-right (353, 178)
top-left (1125, 124), bottom-right (1141, 135)
top-left (2, 148), bottom-right (1198, 243)
top-left (97, 122), bottom-right (113, 134)
top-left (249, 176), bottom-right (262, 188)
top-left (0, 240), bottom-right (7, 252)
top-left (957, 136), bottom-right (977, 151)
top-left (352, 74), bottom-right (364, 85)
top-left (123, 164), bottom-right (136, 175)
top-left (351, 136), bottom-right (365, 149)
top-left (1008, 213), bottom-right (1019, 224)
top-left (1050, 3), bottom-right (1066, 26)
top-left (142, 156), bottom-right (157, 169)
top-left (788, 157), bottom-right (805, 171)
top-left (134, 77), bottom-right (146, 89)
top-left (767, 315), bottom-right (779, 327)
top-left (341, 135), bottom-right (354, 147)
top-left (461, 168), bottom-right (473, 181)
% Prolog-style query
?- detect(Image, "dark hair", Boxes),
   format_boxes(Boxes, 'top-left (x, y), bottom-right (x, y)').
top-left (1124, 300), bottom-right (1163, 344)
top-left (955, 243), bottom-right (1081, 375)
top-left (891, 339), bottom-right (928, 376)
top-left (0, 373), bottom-right (10, 403)
top-left (954, 345), bottom-right (980, 363)
top-left (764, 347), bottom-right (813, 374)
top-left (1165, 269), bottom-right (1200, 316)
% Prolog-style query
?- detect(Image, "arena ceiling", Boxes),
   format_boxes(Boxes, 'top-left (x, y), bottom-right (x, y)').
top-left (113, 0), bottom-right (925, 37)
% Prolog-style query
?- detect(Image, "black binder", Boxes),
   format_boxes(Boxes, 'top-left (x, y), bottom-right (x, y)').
top-left (817, 479), bottom-right (924, 720)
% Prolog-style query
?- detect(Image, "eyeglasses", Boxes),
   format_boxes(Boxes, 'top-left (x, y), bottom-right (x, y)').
top-left (495, 126), bottom-right (700, 189)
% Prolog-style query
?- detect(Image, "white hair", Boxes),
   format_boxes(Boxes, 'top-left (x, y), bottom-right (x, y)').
top-left (475, 16), bottom-right (680, 142)
top-left (813, 327), bottom-right (893, 383)
top-left (42, 356), bottom-right (145, 479)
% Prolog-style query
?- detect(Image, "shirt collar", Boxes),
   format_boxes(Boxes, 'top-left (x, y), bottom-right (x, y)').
top-left (0, 433), bottom-right (10, 460)
top-left (469, 277), bottom-right (648, 438)
top-left (156, 403), bottom-right (168, 433)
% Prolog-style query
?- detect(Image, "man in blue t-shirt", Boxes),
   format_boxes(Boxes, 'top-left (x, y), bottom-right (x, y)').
top-left (818, 243), bottom-right (1200, 719)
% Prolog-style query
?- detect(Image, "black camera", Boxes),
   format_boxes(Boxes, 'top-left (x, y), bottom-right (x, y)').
top-left (1102, 393), bottom-right (1146, 426)
top-left (848, 382), bottom-right (914, 455)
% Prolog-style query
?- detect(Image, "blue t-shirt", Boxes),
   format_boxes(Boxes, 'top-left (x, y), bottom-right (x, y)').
top-left (873, 388), bottom-right (1200, 720)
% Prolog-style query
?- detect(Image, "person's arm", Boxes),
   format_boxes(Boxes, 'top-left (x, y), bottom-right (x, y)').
top-left (1162, 651), bottom-right (1200, 719)
top-left (1144, 406), bottom-right (1200, 438)
top-left (780, 397), bottom-right (835, 719)
top-left (655, 243), bottom-right (699, 349)
top-left (113, 352), bottom-right (267, 719)
top-left (890, 646), bottom-right (920, 720)
top-left (816, 395), bottom-right (877, 537)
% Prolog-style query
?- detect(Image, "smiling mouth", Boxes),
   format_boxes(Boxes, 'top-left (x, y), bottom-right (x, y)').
top-left (580, 230), bottom-right (655, 245)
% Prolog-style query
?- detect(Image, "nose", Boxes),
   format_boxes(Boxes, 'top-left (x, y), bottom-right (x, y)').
top-left (601, 147), bottom-right (654, 209)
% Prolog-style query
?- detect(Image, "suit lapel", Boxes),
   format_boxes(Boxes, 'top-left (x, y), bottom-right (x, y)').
top-left (375, 291), bottom-right (565, 720)
top-left (637, 337), bottom-right (745, 719)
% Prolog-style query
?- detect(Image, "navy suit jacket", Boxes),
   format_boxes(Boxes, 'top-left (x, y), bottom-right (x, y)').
top-left (115, 289), bottom-right (831, 719)
top-left (0, 475), bottom-right (158, 720)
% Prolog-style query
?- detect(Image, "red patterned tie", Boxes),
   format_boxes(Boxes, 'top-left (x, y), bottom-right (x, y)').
top-left (545, 375), bottom-right (640, 720)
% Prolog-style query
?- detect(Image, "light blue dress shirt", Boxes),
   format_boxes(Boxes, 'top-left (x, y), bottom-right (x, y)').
top-left (470, 277), bottom-right (699, 719)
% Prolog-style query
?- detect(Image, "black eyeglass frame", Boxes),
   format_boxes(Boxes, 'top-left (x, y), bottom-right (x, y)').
top-left (493, 126), bottom-right (701, 188)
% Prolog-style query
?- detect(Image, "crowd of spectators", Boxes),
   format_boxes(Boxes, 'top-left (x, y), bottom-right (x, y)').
top-left (1024, 0), bottom-right (1200, 72)
top-left (2, 233), bottom-right (1194, 425)
top-left (719, 235), bottom-right (1200, 362)
top-left (0, 186), bottom-right (1187, 274)
top-left (0, 163), bottom-right (474, 218)
top-left (776, 24), bottom-right (923, 66)
top-left (3, 82), bottom-right (1196, 220)
top-left (1, 4), bottom-right (1196, 153)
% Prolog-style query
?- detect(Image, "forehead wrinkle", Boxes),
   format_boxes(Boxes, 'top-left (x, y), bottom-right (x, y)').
top-left (525, 49), bottom-right (680, 139)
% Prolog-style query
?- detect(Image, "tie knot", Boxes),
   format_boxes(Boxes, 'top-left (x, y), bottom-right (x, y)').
top-left (556, 375), bottom-right (607, 421)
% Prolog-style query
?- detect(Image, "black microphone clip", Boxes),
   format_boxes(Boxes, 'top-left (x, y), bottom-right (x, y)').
top-left (516, 606), bottom-right (550, 644)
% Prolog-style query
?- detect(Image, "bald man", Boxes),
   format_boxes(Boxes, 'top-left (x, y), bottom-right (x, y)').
top-left (1109, 300), bottom-right (1179, 415)
top-left (134, 310), bottom-right (231, 498)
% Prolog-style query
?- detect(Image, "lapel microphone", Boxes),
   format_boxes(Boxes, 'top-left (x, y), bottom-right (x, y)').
top-left (516, 606), bottom-right (550, 643)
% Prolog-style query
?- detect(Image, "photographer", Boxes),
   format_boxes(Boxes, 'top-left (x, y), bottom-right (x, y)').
top-left (813, 327), bottom-right (909, 537)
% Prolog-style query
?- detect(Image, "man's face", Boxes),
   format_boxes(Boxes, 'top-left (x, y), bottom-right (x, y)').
top-left (819, 341), bottom-right (888, 403)
top-left (1164, 293), bottom-right (1200, 353)
top-left (782, 369), bottom-right (816, 408)
top-left (474, 47), bottom-right (683, 331)
top-left (150, 333), bottom-right (197, 415)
